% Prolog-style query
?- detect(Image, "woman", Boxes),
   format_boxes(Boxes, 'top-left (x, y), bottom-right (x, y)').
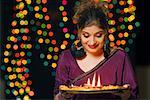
top-left (54, 0), bottom-right (139, 99)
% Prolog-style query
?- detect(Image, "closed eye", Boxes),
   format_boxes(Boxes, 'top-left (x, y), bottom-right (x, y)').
top-left (95, 31), bottom-right (105, 37)
top-left (96, 33), bottom-right (103, 37)
top-left (82, 32), bottom-right (90, 38)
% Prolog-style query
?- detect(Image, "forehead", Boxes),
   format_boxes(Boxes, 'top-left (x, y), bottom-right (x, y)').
top-left (81, 25), bottom-right (104, 33)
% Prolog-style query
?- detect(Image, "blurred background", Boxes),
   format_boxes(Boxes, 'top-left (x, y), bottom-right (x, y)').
top-left (0, 0), bottom-right (149, 100)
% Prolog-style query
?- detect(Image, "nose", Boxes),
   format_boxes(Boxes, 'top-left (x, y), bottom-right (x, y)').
top-left (89, 36), bottom-right (96, 45)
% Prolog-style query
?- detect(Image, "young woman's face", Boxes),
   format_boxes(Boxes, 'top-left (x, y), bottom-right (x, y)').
top-left (80, 25), bottom-right (106, 55)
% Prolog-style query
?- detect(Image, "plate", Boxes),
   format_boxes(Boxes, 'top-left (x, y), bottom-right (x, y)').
top-left (59, 85), bottom-right (129, 94)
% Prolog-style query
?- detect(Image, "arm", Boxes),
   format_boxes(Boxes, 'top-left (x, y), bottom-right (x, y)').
top-left (122, 52), bottom-right (139, 99)
top-left (54, 51), bottom-right (70, 99)
top-left (54, 93), bottom-right (65, 100)
top-left (54, 93), bottom-right (61, 100)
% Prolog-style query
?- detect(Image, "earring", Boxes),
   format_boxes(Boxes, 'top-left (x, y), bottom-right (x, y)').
top-left (70, 40), bottom-right (86, 58)
top-left (103, 40), bottom-right (110, 57)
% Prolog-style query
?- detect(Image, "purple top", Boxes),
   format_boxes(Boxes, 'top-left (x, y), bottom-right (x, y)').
top-left (54, 48), bottom-right (139, 99)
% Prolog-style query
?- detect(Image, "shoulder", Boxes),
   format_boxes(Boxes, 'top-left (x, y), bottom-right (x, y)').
top-left (110, 47), bottom-right (127, 57)
top-left (59, 49), bottom-right (72, 58)
top-left (57, 49), bottom-right (75, 68)
top-left (60, 49), bottom-right (71, 55)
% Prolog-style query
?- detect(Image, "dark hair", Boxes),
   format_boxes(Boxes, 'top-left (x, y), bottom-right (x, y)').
top-left (71, 0), bottom-right (110, 58)
top-left (73, 0), bottom-right (109, 31)
top-left (78, 7), bottom-right (108, 32)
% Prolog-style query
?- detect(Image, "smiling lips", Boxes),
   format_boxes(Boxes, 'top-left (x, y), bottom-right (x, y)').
top-left (88, 44), bottom-right (98, 49)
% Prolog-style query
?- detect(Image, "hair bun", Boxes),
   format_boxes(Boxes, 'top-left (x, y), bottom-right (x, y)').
top-left (73, 0), bottom-right (109, 22)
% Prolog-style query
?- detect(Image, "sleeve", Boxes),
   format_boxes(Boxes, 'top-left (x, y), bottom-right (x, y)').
top-left (54, 51), bottom-right (70, 95)
top-left (122, 52), bottom-right (139, 99)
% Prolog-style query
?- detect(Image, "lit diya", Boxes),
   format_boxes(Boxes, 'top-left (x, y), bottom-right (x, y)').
top-left (59, 73), bottom-right (130, 94)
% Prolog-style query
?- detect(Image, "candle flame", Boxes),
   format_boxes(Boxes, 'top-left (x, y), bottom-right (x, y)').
top-left (71, 84), bottom-right (74, 87)
top-left (92, 73), bottom-right (96, 87)
top-left (97, 75), bottom-right (101, 87)
top-left (85, 73), bottom-right (102, 87)
top-left (87, 78), bottom-right (90, 85)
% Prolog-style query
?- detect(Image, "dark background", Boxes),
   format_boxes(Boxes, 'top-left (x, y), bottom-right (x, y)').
top-left (1, 0), bottom-right (149, 99)
top-left (135, 0), bottom-right (150, 66)
top-left (1, 0), bottom-right (149, 65)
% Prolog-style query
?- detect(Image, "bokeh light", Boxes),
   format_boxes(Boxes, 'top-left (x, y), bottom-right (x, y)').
top-left (1, 0), bottom-right (141, 99)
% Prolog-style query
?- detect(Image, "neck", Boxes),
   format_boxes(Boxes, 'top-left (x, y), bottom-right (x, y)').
top-left (86, 50), bottom-right (104, 58)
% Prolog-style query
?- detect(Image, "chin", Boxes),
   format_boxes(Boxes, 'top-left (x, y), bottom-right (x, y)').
top-left (85, 46), bottom-right (103, 54)
top-left (87, 49), bottom-right (100, 54)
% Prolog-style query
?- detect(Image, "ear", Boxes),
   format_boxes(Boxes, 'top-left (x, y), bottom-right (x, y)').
top-left (104, 34), bottom-right (108, 41)
top-left (77, 29), bottom-right (82, 40)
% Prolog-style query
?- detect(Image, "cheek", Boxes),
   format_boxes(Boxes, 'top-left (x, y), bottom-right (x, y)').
top-left (97, 37), bottom-right (105, 43)
top-left (80, 36), bottom-right (88, 44)
top-left (81, 40), bottom-right (88, 46)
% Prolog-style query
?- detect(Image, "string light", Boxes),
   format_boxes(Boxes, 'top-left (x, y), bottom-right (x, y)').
top-left (1, 0), bottom-right (141, 99)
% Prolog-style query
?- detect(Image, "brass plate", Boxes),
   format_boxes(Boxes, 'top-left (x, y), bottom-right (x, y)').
top-left (59, 85), bottom-right (129, 94)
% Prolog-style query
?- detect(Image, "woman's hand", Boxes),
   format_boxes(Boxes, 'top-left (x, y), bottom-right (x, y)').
top-left (54, 92), bottom-right (74, 100)
top-left (112, 90), bottom-right (131, 100)
top-left (61, 91), bottom-right (74, 99)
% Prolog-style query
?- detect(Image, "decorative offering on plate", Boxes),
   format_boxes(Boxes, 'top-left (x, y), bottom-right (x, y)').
top-left (59, 84), bottom-right (130, 94)
top-left (60, 84), bottom-right (129, 91)
top-left (59, 73), bottom-right (130, 94)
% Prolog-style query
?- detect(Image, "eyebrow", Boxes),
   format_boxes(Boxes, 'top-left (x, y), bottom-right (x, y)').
top-left (82, 30), bottom-right (104, 34)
